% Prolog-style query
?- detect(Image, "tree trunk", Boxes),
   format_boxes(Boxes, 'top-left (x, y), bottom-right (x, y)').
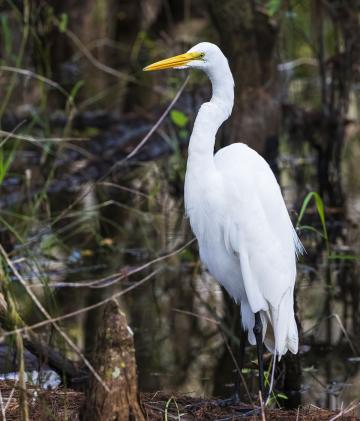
top-left (82, 301), bottom-right (145, 421)
top-left (207, 0), bottom-right (280, 156)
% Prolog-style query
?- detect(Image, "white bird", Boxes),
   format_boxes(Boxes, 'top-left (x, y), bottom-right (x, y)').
top-left (144, 42), bottom-right (303, 396)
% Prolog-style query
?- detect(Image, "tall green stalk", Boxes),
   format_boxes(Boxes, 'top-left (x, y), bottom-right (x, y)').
top-left (0, 261), bottom-right (29, 421)
top-left (0, 0), bottom-right (30, 123)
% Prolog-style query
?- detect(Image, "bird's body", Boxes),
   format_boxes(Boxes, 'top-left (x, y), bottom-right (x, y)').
top-left (186, 140), bottom-right (300, 356)
top-left (144, 42), bottom-right (302, 364)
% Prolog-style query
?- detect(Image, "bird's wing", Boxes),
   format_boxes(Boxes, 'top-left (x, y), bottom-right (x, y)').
top-left (214, 143), bottom-right (298, 311)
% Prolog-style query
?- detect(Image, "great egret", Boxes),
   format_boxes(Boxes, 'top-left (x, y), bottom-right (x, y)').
top-left (144, 42), bottom-right (302, 398)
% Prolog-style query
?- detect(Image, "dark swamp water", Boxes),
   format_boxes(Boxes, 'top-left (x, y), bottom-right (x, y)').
top-left (2, 96), bottom-right (360, 414)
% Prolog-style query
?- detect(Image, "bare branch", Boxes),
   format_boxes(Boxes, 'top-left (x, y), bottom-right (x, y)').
top-left (29, 238), bottom-right (195, 289)
top-left (1, 269), bottom-right (160, 340)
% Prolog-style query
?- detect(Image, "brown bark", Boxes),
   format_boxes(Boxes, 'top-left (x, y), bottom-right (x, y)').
top-left (82, 301), bottom-right (145, 421)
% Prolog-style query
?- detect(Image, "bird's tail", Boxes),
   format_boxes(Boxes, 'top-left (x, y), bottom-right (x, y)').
top-left (264, 288), bottom-right (298, 358)
top-left (293, 227), bottom-right (305, 259)
top-left (242, 288), bottom-right (298, 358)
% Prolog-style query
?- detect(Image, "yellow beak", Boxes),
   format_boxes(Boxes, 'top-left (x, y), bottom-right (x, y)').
top-left (143, 52), bottom-right (203, 71)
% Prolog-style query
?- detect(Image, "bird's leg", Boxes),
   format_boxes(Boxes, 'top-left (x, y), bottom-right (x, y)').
top-left (253, 312), bottom-right (266, 399)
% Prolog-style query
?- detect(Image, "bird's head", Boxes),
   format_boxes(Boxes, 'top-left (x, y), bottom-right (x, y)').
top-left (143, 42), bottom-right (225, 73)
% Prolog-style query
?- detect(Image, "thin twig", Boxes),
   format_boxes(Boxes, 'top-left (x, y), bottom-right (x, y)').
top-left (21, 75), bottom-right (190, 248)
top-left (343, 401), bottom-right (360, 415)
top-left (113, 75), bottom-right (190, 165)
top-left (172, 308), bottom-right (220, 325)
top-left (0, 120), bottom-right (26, 148)
top-left (4, 380), bottom-right (17, 412)
top-left (329, 402), bottom-right (344, 421)
top-left (98, 181), bottom-right (150, 199)
top-left (15, 331), bottom-right (29, 421)
top-left (332, 313), bottom-right (358, 355)
top-left (220, 331), bottom-right (253, 404)
top-left (0, 388), bottom-right (6, 421)
top-left (0, 130), bottom-right (88, 143)
top-left (0, 66), bottom-right (74, 104)
top-left (259, 391), bottom-right (266, 421)
top-left (60, 23), bottom-right (167, 98)
top-left (58, 23), bottom-right (133, 82)
top-left (1, 269), bottom-right (160, 339)
top-left (304, 313), bottom-right (358, 355)
top-left (329, 401), bottom-right (360, 421)
top-left (265, 353), bottom-right (277, 406)
top-left (29, 238), bottom-right (195, 289)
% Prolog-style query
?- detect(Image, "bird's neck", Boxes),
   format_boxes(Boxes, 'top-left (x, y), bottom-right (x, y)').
top-left (208, 65), bottom-right (235, 120)
top-left (188, 62), bottom-right (234, 162)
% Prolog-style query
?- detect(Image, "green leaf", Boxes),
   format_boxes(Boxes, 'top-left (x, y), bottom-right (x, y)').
top-left (179, 249), bottom-right (195, 261)
top-left (1, 15), bottom-right (12, 55)
top-left (0, 137), bottom-right (18, 185)
top-left (328, 254), bottom-right (360, 261)
top-left (179, 128), bottom-right (188, 139)
top-left (170, 110), bottom-right (188, 128)
top-left (296, 191), bottom-right (328, 242)
top-left (59, 13), bottom-right (68, 33)
top-left (297, 224), bottom-right (326, 239)
top-left (277, 393), bottom-right (288, 400)
top-left (69, 80), bottom-right (84, 101)
top-left (266, 0), bottom-right (282, 16)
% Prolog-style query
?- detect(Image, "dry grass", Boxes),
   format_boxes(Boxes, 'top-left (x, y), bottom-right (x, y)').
top-left (0, 381), bottom-right (84, 421)
top-left (0, 382), bottom-right (358, 420)
top-left (141, 392), bottom-right (359, 421)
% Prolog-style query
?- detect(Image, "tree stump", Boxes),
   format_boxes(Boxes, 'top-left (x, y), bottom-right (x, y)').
top-left (82, 301), bottom-right (145, 421)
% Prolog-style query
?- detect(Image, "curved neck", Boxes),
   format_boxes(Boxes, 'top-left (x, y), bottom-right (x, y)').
top-left (188, 60), bottom-right (234, 160)
top-left (208, 64), bottom-right (234, 120)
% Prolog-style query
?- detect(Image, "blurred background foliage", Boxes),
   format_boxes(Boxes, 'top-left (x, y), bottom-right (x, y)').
top-left (0, 0), bottom-right (359, 412)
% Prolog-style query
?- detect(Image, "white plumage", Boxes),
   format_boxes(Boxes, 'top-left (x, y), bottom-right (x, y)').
top-left (144, 42), bottom-right (302, 359)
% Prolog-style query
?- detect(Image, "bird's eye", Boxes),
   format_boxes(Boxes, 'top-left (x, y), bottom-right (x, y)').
top-left (199, 52), bottom-right (205, 59)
